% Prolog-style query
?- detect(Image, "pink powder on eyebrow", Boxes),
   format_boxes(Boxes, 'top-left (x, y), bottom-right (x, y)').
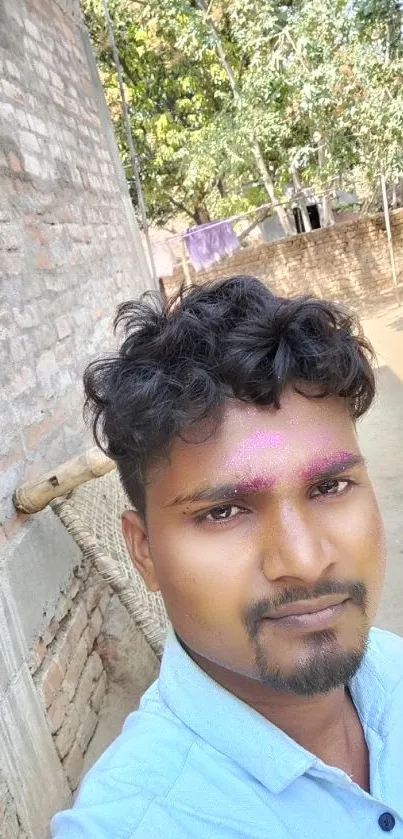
top-left (228, 430), bottom-right (284, 467)
top-left (236, 475), bottom-right (276, 492)
top-left (299, 450), bottom-right (356, 481)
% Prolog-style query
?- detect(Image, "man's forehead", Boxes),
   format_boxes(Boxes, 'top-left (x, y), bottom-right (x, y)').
top-left (171, 391), bottom-right (353, 457)
top-left (149, 391), bottom-right (358, 500)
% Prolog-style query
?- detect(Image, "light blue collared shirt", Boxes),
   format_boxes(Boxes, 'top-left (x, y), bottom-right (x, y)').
top-left (52, 627), bottom-right (403, 838)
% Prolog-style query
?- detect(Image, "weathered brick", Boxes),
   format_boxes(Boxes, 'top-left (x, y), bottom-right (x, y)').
top-left (55, 315), bottom-right (71, 340)
top-left (8, 152), bottom-right (23, 173)
top-left (90, 671), bottom-right (107, 714)
top-left (77, 652), bottom-right (103, 703)
top-left (33, 61), bottom-right (50, 81)
top-left (55, 600), bottom-right (87, 674)
top-left (35, 349), bottom-right (59, 399)
top-left (82, 574), bottom-right (107, 615)
top-left (47, 689), bottom-right (68, 734)
top-left (24, 414), bottom-right (55, 451)
top-left (67, 576), bottom-right (81, 600)
top-left (2, 512), bottom-right (30, 541)
top-left (35, 657), bottom-right (64, 709)
top-left (34, 323), bottom-right (57, 351)
top-left (76, 705), bottom-right (98, 753)
top-left (54, 705), bottom-right (79, 760)
top-left (25, 18), bottom-right (41, 40)
top-left (5, 60), bottom-right (20, 79)
top-left (0, 79), bottom-right (23, 103)
top-left (85, 606), bottom-right (103, 651)
top-left (98, 590), bottom-right (111, 617)
top-left (63, 635), bottom-right (88, 701)
top-left (41, 616), bottom-right (60, 647)
top-left (55, 652), bottom-right (103, 758)
top-left (2, 251), bottom-right (23, 276)
top-left (19, 130), bottom-right (41, 155)
top-left (8, 366), bottom-right (36, 398)
top-left (62, 740), bottom-right (84, 792)
top-left (0, 527), bottom-right (8, 549)
top-left (54, 593), bottom-right (73, 624)
top-left (35, 250), bottom-right (53, 270)
top-left (29, 638), bottom-right (47, 674)
top-left (22, 154), bottom-right (43, 178)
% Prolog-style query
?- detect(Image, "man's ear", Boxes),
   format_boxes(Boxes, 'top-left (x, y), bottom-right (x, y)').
top-left (121, 510), bottom-right (160, 593)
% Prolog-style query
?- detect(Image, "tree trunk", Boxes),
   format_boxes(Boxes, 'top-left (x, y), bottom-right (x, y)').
top-left (392, 183), bottom-right (398, 209)
top-left (217, 178), bottom-right (226, 198)
top-left (194, 204), bottom-right (211, 225)
top-left (251, 142), bottom-right (293, 235)
top-left (194, 0), bottom-right (293, 236)
top-left (291, 163), bottom-right (312, 232)
top-left (317, 141), bottom-right (334, 227)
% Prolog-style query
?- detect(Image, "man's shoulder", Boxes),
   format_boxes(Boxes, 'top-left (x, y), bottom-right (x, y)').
top-left (51, 683), bottom-right (198, 838)
top-left (369, 625), bottom-right (403, 660)
top-left (366, 626), bottom-right (403, 688)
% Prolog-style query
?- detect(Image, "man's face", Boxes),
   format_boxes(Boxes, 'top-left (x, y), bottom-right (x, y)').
top-left (124, 387), bottom-right (386, 695)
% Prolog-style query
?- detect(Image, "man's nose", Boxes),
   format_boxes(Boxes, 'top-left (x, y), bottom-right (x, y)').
top-left (261, 502), bottom-right (334, 584)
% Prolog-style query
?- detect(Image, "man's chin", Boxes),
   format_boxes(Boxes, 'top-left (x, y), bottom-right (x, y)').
top-left (255, 631), bottom-right (369, 696)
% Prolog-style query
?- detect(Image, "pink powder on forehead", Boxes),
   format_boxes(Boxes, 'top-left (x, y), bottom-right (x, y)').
top-left (227, 430), bottom-right (284, 467)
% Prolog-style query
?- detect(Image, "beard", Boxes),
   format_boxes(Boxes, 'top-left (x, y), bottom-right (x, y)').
top-left (253, 625), bottom-right (369, 695)
top-left (244, 580), bottom-right (370, 696)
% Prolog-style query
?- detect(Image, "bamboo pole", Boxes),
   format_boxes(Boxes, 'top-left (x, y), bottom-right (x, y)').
top-left (380, 172), bottom-right (400, 307)
top-left (13, 448), bottom-right (115, 514)
top-left (181, 238), bottom-right (192, 288)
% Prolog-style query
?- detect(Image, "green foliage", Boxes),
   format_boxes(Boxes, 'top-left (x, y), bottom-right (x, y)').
top-left (81, 0), bottom-right (403, 224)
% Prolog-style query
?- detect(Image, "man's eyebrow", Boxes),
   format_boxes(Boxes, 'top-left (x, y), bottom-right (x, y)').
top-left (165, 477), bottom-right (275, 508)
top-left (299, 452), bottom-right (366, 482)
top-left (165, 453), bottom-right (366, 508)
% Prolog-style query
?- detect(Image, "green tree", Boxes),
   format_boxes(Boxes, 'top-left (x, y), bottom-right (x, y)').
top-left (81, 0), bottom-right (243, 224)
top-left (82, 0), bottom-right (403, 227)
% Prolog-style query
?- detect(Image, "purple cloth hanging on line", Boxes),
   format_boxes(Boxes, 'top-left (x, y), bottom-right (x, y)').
top-left (185, 221), bottom-right (239, 272)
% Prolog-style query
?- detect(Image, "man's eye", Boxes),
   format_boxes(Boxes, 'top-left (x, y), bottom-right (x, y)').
top-left (200, 505), bottom-right (244, 523)
top-left (311, 479), bottom-right (350, 498)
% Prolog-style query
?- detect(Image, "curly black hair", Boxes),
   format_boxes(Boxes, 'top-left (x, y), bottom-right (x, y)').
top-left (84, 275), bottom-right (376, 516)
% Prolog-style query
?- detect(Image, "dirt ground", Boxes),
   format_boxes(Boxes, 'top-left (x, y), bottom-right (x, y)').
top-left (360, 304), bottom-right (403, 636)
top-left (84, 302), bottom-right (403, 776)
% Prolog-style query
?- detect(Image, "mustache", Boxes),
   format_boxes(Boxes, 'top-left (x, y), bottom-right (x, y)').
top-left (244, 580), bottom-right (368, 637)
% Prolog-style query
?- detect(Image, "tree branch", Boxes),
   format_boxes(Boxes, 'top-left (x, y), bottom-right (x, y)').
top-left (164, 194), bottom-right (198, 222)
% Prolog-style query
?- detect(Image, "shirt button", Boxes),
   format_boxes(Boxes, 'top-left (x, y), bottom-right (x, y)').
top-left (378, 813), bottom-right (396, 832)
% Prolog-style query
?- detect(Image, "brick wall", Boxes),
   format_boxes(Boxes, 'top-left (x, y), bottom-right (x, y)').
top-left (0, 0), bottom-right (152, 542)
top-left (0, 1), bottom-right (154, 834)
top-left (164, 210), bottom-right (403, 310)
top-left (30, 560), bottom-right (111, 794)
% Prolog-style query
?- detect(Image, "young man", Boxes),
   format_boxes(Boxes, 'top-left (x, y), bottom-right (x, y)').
top-left (52, 276), bottom-right (402, 838)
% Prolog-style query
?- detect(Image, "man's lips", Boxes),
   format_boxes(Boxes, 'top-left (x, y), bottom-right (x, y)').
top-left (265, 594), bottom-right (350, 620)
top-left (258, 595), bottom-right (351, 630)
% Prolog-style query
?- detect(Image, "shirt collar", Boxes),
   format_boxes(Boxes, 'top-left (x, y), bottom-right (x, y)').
top-left (159, 629), bottom-right (315, 793)
top-left (158, 628), bottom-right (390, 794)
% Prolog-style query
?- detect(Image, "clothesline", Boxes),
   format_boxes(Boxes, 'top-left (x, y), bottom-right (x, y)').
top-left (163, 187), bottom-right (336, 244)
